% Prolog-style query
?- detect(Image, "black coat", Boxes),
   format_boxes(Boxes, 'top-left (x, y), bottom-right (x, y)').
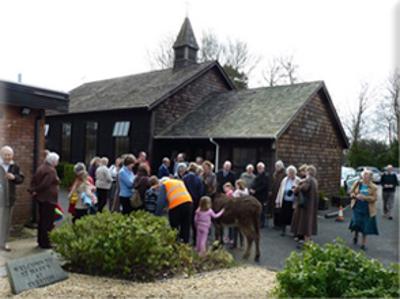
top-left (216, 170), bottom-right (236, 193)
top-left (251, 172), bottom-right (269, 203)
top-left (183, 172), bottom-right (204, 207)
top-left (1, 163), bottom-right (24, 207)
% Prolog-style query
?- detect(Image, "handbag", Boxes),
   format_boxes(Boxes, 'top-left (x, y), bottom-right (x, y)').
top-left (130, 189), bottom-right (143, 208)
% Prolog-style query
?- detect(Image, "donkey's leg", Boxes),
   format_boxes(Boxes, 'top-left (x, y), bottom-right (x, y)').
top-left (254, 233), bottom-right (261, 262)
top-left (242, 229), bottom-right (254, 260)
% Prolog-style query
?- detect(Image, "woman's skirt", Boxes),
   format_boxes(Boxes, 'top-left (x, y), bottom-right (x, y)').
top-left (280, 200), bottom-right (294, 226)
top-left (349, 200), bottom-right (378, 235)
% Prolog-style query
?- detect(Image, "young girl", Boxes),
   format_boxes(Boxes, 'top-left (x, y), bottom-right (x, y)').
top-left (223, 182), bottom-right (235, 244)
top-left (68, 163), bottom-right (96, 223)
top-left (194, 196), bottom-right (224, 255)
top-left (223, 182), bottom-right (234, 198)
top-left (233, 179), bottom-right (249, 198)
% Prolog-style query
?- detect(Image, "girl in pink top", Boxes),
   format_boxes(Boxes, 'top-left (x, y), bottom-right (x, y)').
top-left (223, 182), bottom-right (234, 198)
top-left (194, 196), bottom-right (224, 255)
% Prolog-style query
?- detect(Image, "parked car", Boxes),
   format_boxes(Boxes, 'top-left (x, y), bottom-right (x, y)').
top-left (341, 166), bottom-right (356, 188)
top-left (344, 171), bottom-right (361, 193)
top-left (356, 166), bottom-right (381, 184)
top-left (393, 167), bottom-right (400, 182)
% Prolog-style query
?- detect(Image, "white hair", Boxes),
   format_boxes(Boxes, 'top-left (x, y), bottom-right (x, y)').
top-left (100, 157), bottom-right (109, 165)
top-left (246, 164), bottom-right (254, 171)
top-left (275, 160), bottom-right (285, 170)
top-left (224, 160), bottom-right (232, 167)
top-left (0, 146), bottom-right (14, 156)
top-left (286, 165), bottom-right (297, 175)
top-left (361, 168), bottom-right (373, 179)
top-left (45, 152), bottom-right (60, 166)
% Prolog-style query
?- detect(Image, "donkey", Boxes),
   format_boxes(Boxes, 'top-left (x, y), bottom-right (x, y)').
top-left (212, 194), bottom-right (262, 262)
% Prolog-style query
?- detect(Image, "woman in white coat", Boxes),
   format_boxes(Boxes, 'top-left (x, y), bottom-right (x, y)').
top-left (275, 165), bottom-right (300, 236)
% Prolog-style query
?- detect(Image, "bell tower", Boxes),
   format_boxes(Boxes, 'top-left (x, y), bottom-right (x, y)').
top-left (173, 17), bottom-right (199, 69)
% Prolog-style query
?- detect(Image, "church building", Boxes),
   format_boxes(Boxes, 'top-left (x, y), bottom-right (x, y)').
top-left (46, 18), bottom-right (348, 196)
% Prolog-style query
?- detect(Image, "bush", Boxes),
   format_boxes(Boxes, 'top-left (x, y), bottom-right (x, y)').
top-left (272, 240), bottom-right (400, 298)
top-left (50, 211), bottom-right (234, 281)
top-left (56, 162), bottom-right (75, 188)
top-left (339, 186), bottom-right (346, 197)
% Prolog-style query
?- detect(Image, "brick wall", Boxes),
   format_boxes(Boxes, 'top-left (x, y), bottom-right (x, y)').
top-left (153, 67), bottom-right (231, 134)
top-left (0, 104), bottom-right (45, 224)
top-left (276, 93), bottom-right (345, 197)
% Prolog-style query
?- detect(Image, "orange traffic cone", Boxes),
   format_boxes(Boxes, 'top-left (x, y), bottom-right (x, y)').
top-left (336, 205), bottom-right (345, 222)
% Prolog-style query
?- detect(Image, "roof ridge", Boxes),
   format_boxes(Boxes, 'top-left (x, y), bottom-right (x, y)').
top-left (71, 61), bottom-right (215, 92)
top-left (241, 80), bottom-right (323, 93)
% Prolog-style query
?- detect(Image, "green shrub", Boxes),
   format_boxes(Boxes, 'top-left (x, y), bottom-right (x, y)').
top-left (56, 162), bottom-right (75, 188)
top-left (272, 240), bottom-right (400, 298)
top-left (339, 186), bottom-right (347, 197)
top-left (50, 211), bottom-right (234, 281)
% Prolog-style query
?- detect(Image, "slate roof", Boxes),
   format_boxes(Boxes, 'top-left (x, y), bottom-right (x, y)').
top-left (0, 80), bottom-right (68, 112)
top-left (173, 17), bottom-right (199, 50)
top-left (156, 81), bottom-right (324, 139)
top-left (67, 61), bottom-right (216, 114)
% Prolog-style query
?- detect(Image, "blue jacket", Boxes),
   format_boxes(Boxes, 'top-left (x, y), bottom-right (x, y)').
top-left (158, 164), bottom-right (170, 178)
top-left (155, 184), bottom-right (167, 216)
top-left (118, 166), bottom-right (135, 197)
top-left (183, 172), bottom-right (204, 206)
top-left (145, 187), bottom-right (159, 214)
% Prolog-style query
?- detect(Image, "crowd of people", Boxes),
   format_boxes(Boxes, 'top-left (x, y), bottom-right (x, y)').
top-left (61, 152), bottom-right (322, 251)
top-left (0, 145), bottom-right (398, 255)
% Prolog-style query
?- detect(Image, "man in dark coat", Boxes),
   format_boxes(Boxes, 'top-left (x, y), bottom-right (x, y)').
top-left (183, 163), bottom-right (205, 245)
top-left (381, 164), bottom-right (399, 220)
top-left (30, 152), bottom-right (60, 249)
top-left (250, 162), bottom-right (269, 228)
top-left (0, 146), bottom-right (24, 251)
top-left (158, 157), bottom-right (171, 178)
top-left (216, 161), bottom-right (236, 193)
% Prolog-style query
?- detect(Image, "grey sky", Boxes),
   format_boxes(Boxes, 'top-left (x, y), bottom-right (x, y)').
top-left (0, 0), bottom-right (396, 119)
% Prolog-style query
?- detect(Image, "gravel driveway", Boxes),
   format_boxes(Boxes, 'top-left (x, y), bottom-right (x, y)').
top-left (0, 266), bottom-right (276, 298)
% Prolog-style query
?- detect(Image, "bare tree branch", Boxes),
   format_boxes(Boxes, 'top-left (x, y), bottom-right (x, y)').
top-left (147, 34), bottom-right (175, 69)
top-left (147, 32), bottom-right (260, 89)
top-left (347, 83), bottom-right (370, 144)
top-left (199, 30), bottom-right (223, 62)
top-left (387, 69), bottom-right (400, 141)
top-left (279, 55), bottom-right (299, 84)
top-left (263, 57), bottom-right (283, 87)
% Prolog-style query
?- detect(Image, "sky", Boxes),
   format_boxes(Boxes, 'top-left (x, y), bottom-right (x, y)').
top-left (0, 0), bottom-right (397, 121)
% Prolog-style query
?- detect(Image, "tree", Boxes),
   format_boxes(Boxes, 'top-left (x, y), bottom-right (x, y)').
top-left (345, 83), bottom-right (370, 145)
top-left (347, 138), bottom-right (399, 168)
top-left (199, 30), bottom-right (223, 62)
top-left (263, 57), bottom-right (283, 87)
top-left (386, 69), bottom-right (400, 141)
top-left (147, 32), bottom-right (259, 89)
top-left (279, 55), bottom-right (299, 85)
top-left (262, 55), bottom-right (300, 86)
top-left (147, 34), bottom-right (175, 70)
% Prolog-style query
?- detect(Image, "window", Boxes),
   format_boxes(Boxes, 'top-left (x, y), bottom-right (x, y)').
top-left (113, 121), bottom-right (130, 157)
top-left (61, 122), bottom-right (72, 161)
top-left (113, 121), bottom-right (130, 137)
top-left (44, 124), bottom-right (50, 137)
top-left (85, 121), bottom-right (98, 165)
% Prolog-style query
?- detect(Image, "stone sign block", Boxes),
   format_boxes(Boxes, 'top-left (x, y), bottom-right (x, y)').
top-left (6, 251), bottom-right (68, 294)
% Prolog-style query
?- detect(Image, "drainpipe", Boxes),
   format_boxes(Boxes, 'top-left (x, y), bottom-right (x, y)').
top-left (209, 137), bottom-right (219, 173)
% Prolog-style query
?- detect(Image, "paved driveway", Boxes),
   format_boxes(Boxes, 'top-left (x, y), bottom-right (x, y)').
top-left (230, 186), bottom-right (399, 269)
top-left (57, 187), bottom-right (399, 269)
